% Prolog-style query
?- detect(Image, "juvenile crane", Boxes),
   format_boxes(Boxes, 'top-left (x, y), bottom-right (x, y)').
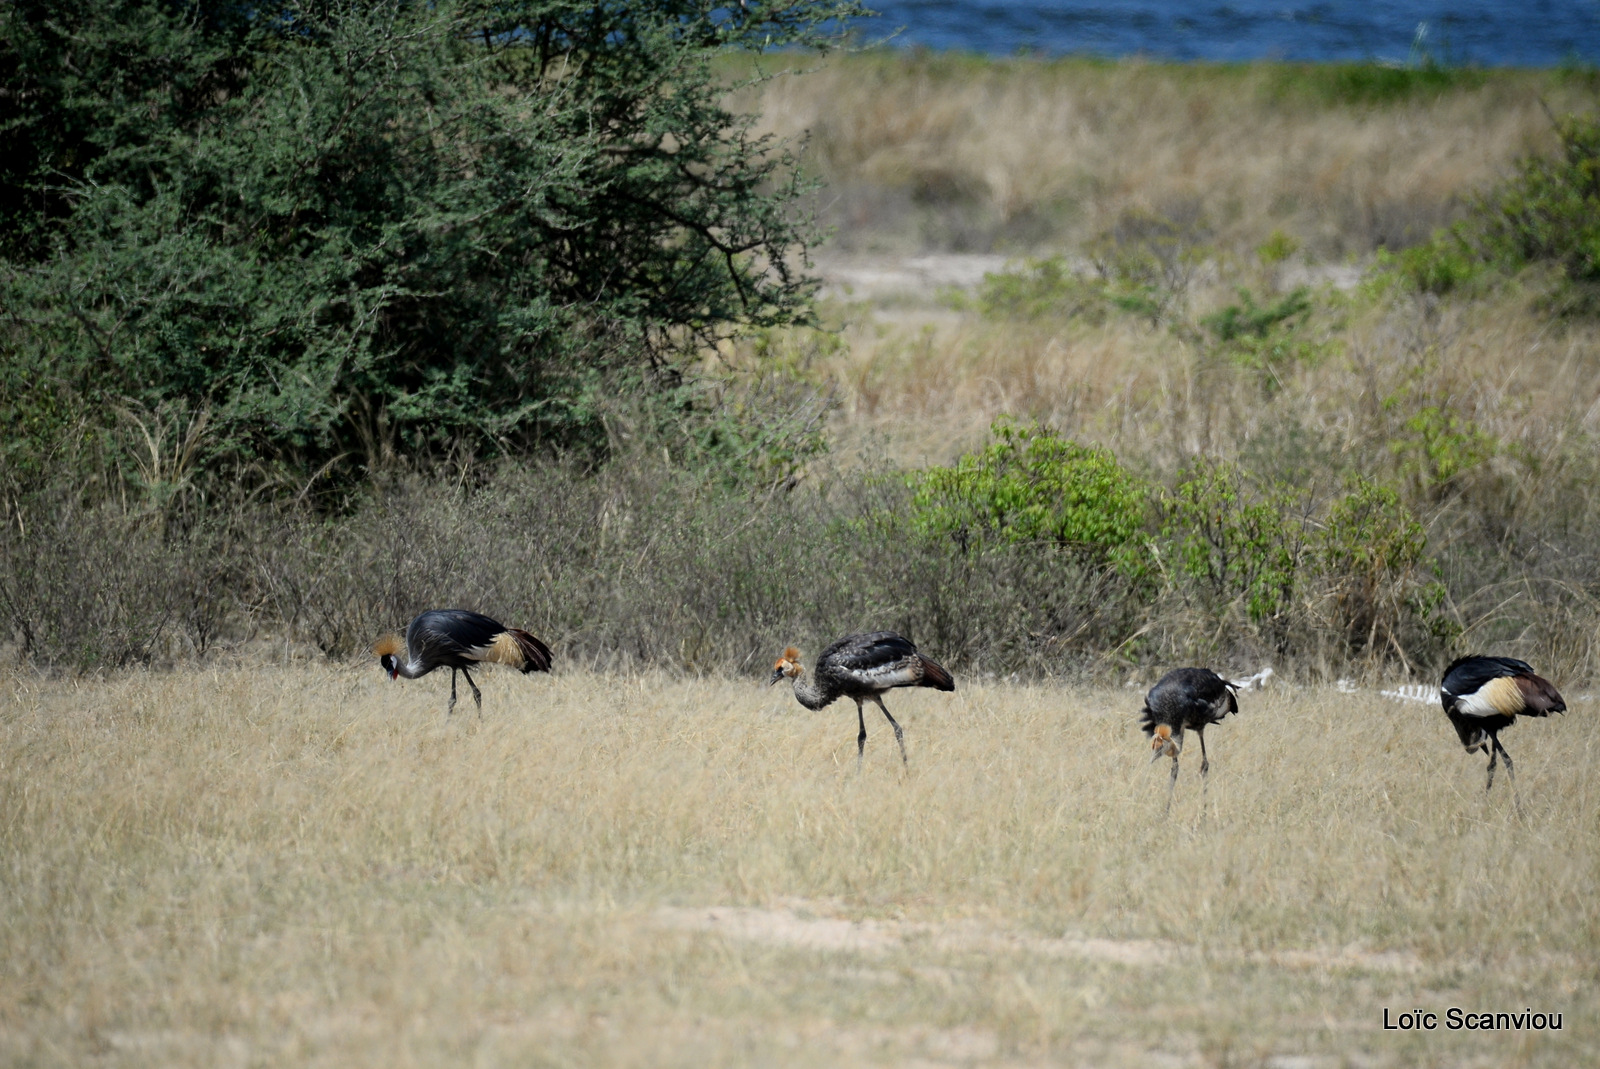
top-left (770, 631), bottom-right (954, 767)
top-left (1140, 667), bottom-right (1239, 811)
top-left (374, 609), bottom-right (551, 717)
top-left (1440, 655), bottom-right (1565, 792)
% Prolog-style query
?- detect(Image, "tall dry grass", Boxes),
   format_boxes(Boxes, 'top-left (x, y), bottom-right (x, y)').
top-left (1, 665), bottom-right (1595, 1065)
top-left (743, 54), bottom-right (1592, 256)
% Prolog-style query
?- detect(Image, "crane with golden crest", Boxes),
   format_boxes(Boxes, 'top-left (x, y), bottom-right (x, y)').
top-left (374, 609), bottom-right (551, 717)
top-left (1139, 667), bottom-right (1240, 812)
top-left (770, 631), bottom-right (954, 768)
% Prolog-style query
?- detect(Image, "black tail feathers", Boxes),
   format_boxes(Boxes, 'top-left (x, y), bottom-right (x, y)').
top-left (509, 628), bottom-right (553, 673)
top-left (918, 655), bottom-right (955, 691)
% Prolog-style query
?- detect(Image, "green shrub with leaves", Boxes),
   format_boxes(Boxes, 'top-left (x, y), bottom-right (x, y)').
top-left (1161, 459), bottom-right (1306, 629)
top-left (906, 419), bottom-right (1150, 573)
top-left (974, 257), bottom-right (1109, 322)
top-left (1374, 111), bottom-right (1600, 304)
top-left (0, 0), bottom-right (859, 490)
top-left (1386, 399), bottom-right (1498, 501)
top-left (1087, 207), bottom-right (1210, 325)
top-left (1202, 287), bottom-right (1313, 342)
top-left (1371, 237), bottom-right (1484, 296)
top-left (1470, 111), bottom-right (1600, 286)
top-left (1200, 286), bottom-right (1335, 387)
top-left (1315, 477), bottom-right (1452, 656)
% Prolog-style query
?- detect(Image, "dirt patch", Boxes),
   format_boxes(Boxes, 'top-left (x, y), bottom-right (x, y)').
top-left (815, 253), bottom-right (1011, 301)
top-left (655, 903), bottom-right (1180, 967)
top-left (656, 904), bottom-right (902, 954)
top-left (656, 902), bottom-right (1422, 975)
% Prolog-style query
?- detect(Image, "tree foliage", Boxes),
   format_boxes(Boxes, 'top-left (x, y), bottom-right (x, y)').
top-left (0, 0), bottom-right (860, 487)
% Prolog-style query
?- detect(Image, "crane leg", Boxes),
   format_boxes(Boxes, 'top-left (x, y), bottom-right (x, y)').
top-left (872, 695), bottom-right (907, 766)
top-left (1493, 736), bottom-right (1515, 786)
top-left (1484, 741), bottom-right (1499, 792)
top-left (1164, 756), bottom-right (1179, 817)
top-left (855, 699), bottom-right (868, 771)
top-left (447, 669), bottom-right (458, 717)
top-left (462, 667), bottom-right (483, 718)
top-left (1197, 729), bottom-right (1210, 779)
top-left (1492, 736), bottom-right (1524, 818)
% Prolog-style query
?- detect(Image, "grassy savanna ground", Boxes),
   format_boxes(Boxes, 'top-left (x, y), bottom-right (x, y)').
top-left (3, 665), bottom-right (1596, 1066)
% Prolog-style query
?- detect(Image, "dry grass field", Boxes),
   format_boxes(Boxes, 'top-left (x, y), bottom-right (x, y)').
top-left (3, 663), bottom-right (1596, 1066)
top-left (743, 56), bottom-right (1590, 257)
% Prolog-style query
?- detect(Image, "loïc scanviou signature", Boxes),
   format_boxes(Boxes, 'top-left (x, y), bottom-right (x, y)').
top-left (1383, 1007), bottom-right (1563, 1031)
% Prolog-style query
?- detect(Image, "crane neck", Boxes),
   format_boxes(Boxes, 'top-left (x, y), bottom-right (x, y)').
top-left (392, 646), bottom-right (430, 679)
top-left (789, 671), bottom-right (837, 711)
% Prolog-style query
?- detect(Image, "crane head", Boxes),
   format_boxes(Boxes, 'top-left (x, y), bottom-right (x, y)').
top-left (1150, 724), bottom-right (1181, 762)
top-left (769, 647), bottom-right (803, 686)
top-left (373, 633), bottom-right (404, 680)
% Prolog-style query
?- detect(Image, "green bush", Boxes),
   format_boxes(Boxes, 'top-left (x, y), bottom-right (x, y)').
top-left (1471, 112), bottom-right (1600, 285)
top-left (1385, 399), bottom-right (1498, 501)
top-left (1087, 207), bottom-right (1210, 325)
top-left (1200, 286), bottom-right (1335, 386)
top-left (1375, 111), bottom-right (1600, 304)
top-left (1160, 459), bottom-right (1305, 630)
top-left (1370, 235), bottom-right (1484, 296)
top-left (975, 258), bottom-right (1108, 322)
top-left (1315, 477), bottom-right (1453, 655)
top-left (1202, 287), bottom-right (1312, 342)
top-left (0, 0), bottom-right (860, 489)
top-left (906, 420), bottom-right (1150, 571)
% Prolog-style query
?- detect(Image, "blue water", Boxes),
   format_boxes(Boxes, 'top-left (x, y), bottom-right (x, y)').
top-left (858, 2), bottom-right (1600, 65)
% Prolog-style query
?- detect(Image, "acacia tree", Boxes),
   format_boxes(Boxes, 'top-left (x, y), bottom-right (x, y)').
top-left (0, 0), bottom-right (860, 486)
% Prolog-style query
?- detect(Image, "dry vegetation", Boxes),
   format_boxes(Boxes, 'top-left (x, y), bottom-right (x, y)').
top-left (716, 57), bottom-right (1600, 679)
top-left (730, 53), bottom-right (1600, 463)
top-left (2, 665), bottom-right (1595, 1066)
top-left (745, 55), bottom-right (1590, 256)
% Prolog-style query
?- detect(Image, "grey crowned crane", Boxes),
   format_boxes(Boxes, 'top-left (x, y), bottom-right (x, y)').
top-left (1139, 667), bottom-right (1239, 811)
top-left (374, 609), bottom-right (552, 716)
top-left (1441, 655), bottom-right (1565, 792)
top-left (770, 631), bottom-right (955, 767)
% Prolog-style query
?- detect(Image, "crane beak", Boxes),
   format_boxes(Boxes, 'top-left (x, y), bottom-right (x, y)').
top-left (768, 668), bottom-right (784, 686)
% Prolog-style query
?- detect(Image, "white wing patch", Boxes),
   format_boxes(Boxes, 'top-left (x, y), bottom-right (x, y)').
top-left (852, 662), bottom-right (919, 689)
top-left (1452, 676), bottom-right (1522, 718)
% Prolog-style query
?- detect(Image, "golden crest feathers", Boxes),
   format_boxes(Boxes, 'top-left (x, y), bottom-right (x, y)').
top-left (484, 631), bottom-right (523, 666)
top-left (783, 646), bottom-right (801, 661)
top-left (372, 633), bottom-right (404, 658)
top-left (1153, 724), bottom-right (1172, 740)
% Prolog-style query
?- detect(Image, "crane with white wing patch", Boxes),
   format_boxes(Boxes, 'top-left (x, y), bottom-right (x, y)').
top-left (1440, 655), bottom-right (1564, 792)
top-left (770, 631), bottom-right (955, 767)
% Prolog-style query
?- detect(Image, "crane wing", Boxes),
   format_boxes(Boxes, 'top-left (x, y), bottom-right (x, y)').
top-left (819, 631), bottom-right (918, 672)
top-left (409, 609), bottom-right (505, 660)
top-left (816, 631), bottom-right (939, 691)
